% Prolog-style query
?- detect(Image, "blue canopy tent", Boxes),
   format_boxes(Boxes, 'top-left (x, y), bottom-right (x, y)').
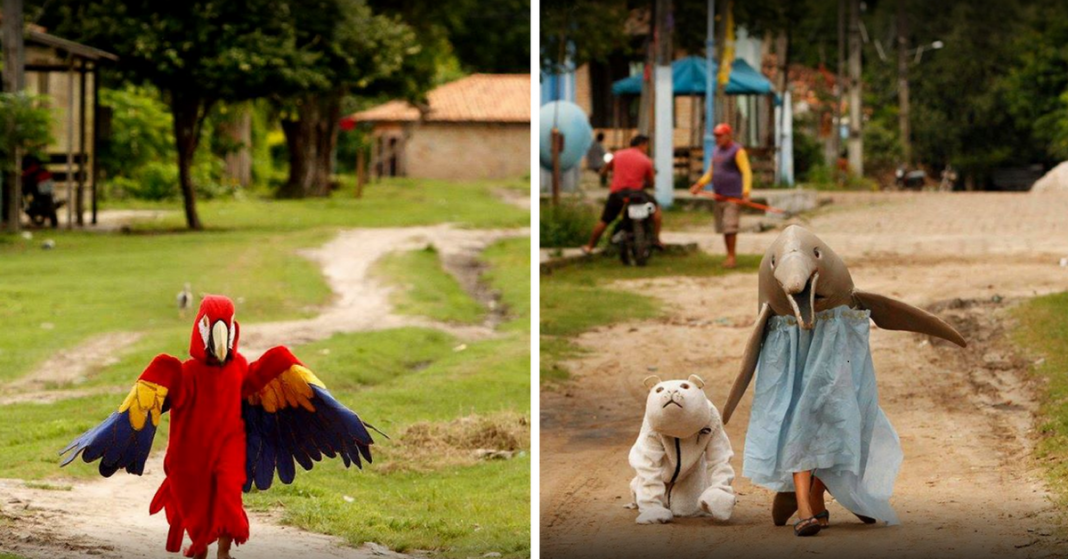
top-left (610, 56), bottom-right (780, 184)
top-left (611, 56), bottom-right (776, 97)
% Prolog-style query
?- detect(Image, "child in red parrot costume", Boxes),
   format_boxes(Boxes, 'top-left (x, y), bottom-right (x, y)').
top-left (60, 295), bottom-right (380, 559)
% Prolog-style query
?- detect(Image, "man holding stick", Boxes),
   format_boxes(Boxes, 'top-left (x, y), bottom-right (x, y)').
top-left (689, 123), bottom-right (752, 268)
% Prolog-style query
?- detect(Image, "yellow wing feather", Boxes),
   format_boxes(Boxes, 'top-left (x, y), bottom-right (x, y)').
top-left (247, 365), bottom-right (325, 413)
top-left (118, 380), bottom-right (168, 431)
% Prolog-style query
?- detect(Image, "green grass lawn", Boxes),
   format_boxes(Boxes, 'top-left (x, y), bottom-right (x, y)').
top-left (375, 246), bottom-right (487, 325)
top-left (0, 178), bottom-right (527, 386)
top-left (0, 179), bottom-right (530, 557)
top-left (1013, 291), bottom-right (1068, 506)
top-left (109, 177), bottom-right (529, 233)
top-left (540, 251), bottom-right (759, 382)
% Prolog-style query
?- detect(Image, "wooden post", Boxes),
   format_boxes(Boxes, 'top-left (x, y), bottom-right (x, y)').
top-left (91, 64), bottom-right (100, 225)
top-left (2, 0), bottom-right (25, 232)
top-left (550, 128), bottom-right (563, 206)
top-left (77, 61), bottom-right (87, 226)
top-left (66, 60), bottom-right (75, 229)
top-left (355, 144), bottom-right (366, 198)
top-left (835, 0), bottom-right (845, 183)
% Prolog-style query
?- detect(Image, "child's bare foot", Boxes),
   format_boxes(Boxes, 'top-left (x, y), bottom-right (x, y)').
top-left (217, 536), bottom-right (233, 559)
top-left (723, 255), bottom-right (737, 268)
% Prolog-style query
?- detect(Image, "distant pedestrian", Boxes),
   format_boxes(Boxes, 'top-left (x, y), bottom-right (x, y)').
top-left (587, 132), bottom-right (608, 187)
top-left (689, 123), bottom-right (752, 268)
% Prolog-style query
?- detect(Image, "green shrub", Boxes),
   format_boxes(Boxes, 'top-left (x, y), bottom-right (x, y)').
top-left (540, 199), bottom-right (596, 248)
top-left (98, 85), bottom-right (174, 180)
top-left (0, 92), bottom-right (53, 171)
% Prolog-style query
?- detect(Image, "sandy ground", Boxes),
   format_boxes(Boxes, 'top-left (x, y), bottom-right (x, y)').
top-left (0, 224), bottom-right (526, 559)
top-left (541, 191), bottom-right (1068, 559)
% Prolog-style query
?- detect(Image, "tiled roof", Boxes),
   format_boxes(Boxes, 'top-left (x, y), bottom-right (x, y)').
top-left (351, 74), bottom-right (530, 124)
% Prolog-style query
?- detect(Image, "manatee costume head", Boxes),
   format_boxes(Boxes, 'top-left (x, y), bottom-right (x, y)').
top-left (722, 224), bottom-right (967, 425)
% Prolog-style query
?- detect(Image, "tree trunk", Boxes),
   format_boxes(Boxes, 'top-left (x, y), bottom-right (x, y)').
top-left (847, 0), bottom-right (864, 177)
top-left (896, 0), bottom-right (911, 165)
top-left (219, 106), bottom-right (252, 187)
top-left (171, 94), bottom-right (204, 230)
top-left (281, 92), bottom-right (342, 198)
top-left (310, 93), bottom-right (341, 197)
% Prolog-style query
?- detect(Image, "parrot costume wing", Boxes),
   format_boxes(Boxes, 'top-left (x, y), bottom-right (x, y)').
top-left (59, 354), bottom-right (182, 476)
top-left (241, 347), bottom-right (379, 492)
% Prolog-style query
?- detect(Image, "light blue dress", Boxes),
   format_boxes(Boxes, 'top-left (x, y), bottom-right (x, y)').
top-left (743, 305), bottom-right (902, 525)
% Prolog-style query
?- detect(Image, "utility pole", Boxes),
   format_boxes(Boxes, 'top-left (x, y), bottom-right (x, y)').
top-left (896, 0), bottom-right (911, 165)
top-left (653, 0), bottom-right (674, 207)
top-left (703, 0), bottom-right (715, 174)
top-left (2, 0), bottom-right (26, 232)
top-left (834, 0), bottom-right (845, 181)
top-left (847, 0), bottom-right (863, 177)
top-left (638, 4), bottom-right (656, 136)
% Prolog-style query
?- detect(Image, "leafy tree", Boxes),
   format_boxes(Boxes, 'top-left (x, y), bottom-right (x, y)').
top-left (273, 0), bottom-right (416, 198)
top-left (38, 0), bottom-right (318, 228)
top-left (540, 0), bottom-right (632, 71)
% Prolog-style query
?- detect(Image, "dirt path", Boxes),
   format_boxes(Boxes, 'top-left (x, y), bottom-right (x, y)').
top-left (541, 192), bottom-right (1068, 559)
top-left (0, 224), bottom-right (526, 559)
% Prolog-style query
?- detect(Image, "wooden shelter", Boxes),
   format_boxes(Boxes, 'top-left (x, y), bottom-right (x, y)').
top-left (22, 25), bottom-right (117, 226)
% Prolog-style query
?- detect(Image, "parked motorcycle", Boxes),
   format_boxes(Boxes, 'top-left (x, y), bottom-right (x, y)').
top-left (894, 165), bottom-right (927, 190)
top-left (21, 156), bottom-right (62, 228)
top-left (610, 188), bottom-right (656, 267)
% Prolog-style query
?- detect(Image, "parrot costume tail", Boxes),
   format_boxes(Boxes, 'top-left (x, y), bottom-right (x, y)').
top-left (150, 476), bottom-right (250, 556)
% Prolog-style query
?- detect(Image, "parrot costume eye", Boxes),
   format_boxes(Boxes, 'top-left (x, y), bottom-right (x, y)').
top-left (228, 316), bottom-right (236, 350)
top-left (198, 316), bottom-right (210, 348)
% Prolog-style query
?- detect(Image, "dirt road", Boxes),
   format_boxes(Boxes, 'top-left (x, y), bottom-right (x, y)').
top-left (541, 192), bottom-right (1068, 559)
top-left (0, 224), bottom-right (526, 559)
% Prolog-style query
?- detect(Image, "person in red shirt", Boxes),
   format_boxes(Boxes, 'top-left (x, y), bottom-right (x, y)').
top-left (582, 135), bottom-right (663, 254)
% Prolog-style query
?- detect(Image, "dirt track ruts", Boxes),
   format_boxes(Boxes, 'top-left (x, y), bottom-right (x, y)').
top-left (541, 191), bottom-right (1068, 559)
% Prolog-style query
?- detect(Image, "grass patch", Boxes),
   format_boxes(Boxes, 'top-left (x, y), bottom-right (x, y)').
top-left (1013, 291), bottom-right (1068, 504)
top-left (540, 251), bottom-right (759, 382)
top-left (113, 177), bottom-right (528, 233)
top-left (23, 481), bottom-right (72, 491)
top-left (481, 237), bottom-right (531, 332)
top-left (375, 246), bottom-right (485, 325)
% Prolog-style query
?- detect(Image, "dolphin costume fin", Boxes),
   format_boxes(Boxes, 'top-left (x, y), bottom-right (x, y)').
top-left (851, 290), bottom-right (967, 348)
top-left (723, 304), bottom-right (772, 425)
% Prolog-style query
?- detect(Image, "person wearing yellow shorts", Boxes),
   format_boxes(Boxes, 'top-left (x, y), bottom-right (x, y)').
top-left (689, 123), bottom-right (752, 268)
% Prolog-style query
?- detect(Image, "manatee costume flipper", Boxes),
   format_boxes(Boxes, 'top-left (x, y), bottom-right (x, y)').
top-left (723, 304), bottom-right (772, 425)
top-left (851, 290), bottom-right (967, 347)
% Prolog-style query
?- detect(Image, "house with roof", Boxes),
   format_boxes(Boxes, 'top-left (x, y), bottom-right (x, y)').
top-left (348, 74), bottom-right (531, 182)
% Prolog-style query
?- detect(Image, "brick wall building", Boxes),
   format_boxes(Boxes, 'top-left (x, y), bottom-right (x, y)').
top-left (350, 74), bottom-right (530, 182)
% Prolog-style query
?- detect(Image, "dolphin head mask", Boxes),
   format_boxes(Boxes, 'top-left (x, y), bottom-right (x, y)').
top-left (722, 225), bottom-right (967, 425)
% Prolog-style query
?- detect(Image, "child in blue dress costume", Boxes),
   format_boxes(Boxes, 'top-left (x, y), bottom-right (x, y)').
top-left (721, 225), bottom-right (966, 537)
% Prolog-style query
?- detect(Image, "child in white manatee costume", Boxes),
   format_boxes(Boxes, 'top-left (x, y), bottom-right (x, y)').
top-left (721, 225), bottom-right (966, 537)
top-left (628, 375), bottom-right (736, 524)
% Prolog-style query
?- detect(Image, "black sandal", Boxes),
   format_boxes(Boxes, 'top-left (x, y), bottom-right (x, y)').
top-left (794, 516), bottom-right (821, 537)
top-left (814, 509), bottom-right (830, 528)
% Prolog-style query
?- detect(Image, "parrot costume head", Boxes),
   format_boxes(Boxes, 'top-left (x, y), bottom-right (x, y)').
top-left (191, 295), bottom-right (239, 365)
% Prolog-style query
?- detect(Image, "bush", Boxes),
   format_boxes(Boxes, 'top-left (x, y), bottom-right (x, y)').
top-left (540, 199), bottom-right (596, 248)
top-left (97, 85), bottom-right (174, 180)
top-left (0, 92), bottom-right (53, 171)
top-left (793, 128), bottom-right (826, 183)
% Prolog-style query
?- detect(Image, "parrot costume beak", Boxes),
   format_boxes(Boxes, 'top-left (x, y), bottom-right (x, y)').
top-left (210, 320), bottom-right (230, 363)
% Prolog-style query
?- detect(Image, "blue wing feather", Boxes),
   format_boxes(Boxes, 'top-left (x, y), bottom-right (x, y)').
top-left (242, 382), bottom-right (379, 493)
top-left (59, 409), bottom-right (160, 477)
